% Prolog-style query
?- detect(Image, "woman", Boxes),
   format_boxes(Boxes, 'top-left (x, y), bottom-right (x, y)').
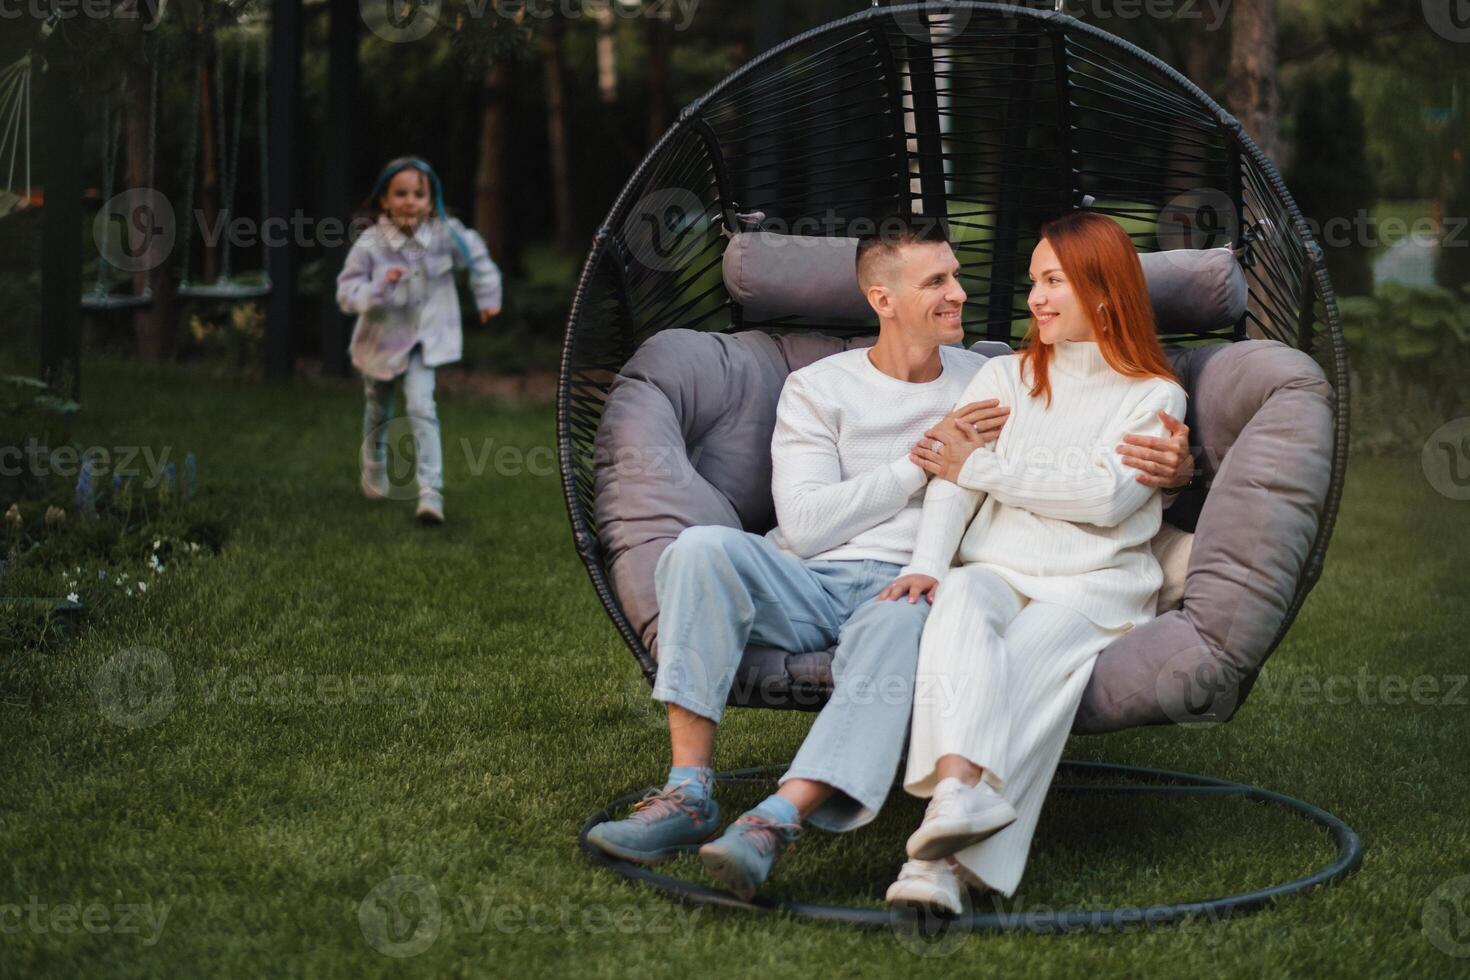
top-left (877, 211), bottom-right (1187, 912)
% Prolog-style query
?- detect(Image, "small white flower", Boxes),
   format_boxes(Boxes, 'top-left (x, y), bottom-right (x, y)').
top-left (137, 581), bottom-right (147, 593)
top-left (66, 592), bottom-right (79, 603)
top-left (152, 539), bottom-right (161, 551)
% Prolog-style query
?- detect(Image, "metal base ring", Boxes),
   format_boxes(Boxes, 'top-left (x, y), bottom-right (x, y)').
top-left (579, 760), bottom-right (1363, 933)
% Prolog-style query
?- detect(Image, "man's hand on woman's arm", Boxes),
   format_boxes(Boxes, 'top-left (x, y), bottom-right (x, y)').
top-left (1117, 410), bottom-right (1194, 490)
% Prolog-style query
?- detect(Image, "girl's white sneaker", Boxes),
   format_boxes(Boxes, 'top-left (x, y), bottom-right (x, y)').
top-left (416, 490), bottom-right (444, 524)
top-left (905, 777), bottom-right (1017, 860)
top-left (886, 858), bottom-right (965, 915)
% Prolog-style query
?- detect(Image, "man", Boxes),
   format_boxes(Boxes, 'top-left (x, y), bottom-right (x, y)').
top-left (585, 216), bottom-right (1193, 900)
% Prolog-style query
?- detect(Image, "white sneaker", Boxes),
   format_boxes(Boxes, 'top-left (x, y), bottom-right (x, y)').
top-left (361, 464), bottom-right (389, 500)
top-left (906, 777), bottom-right (1017, 861)
top-left (886, 858), bottom-right (965, 915)
top-left (416, 490), bottom-right (444, 524)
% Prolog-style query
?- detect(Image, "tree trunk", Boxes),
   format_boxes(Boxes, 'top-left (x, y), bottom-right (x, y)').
top-left (317, 0), bottom-right (358, 377)
top-left (1181, 10), bottom-right (1221, 94)
top-left (1226, 0), bottom-right (1281, 165)
top-left (646, 15), bottom-right (669, 148)
top-left (543, 21), bottom-right (574, 251)
top-left (41, 37), bottom-right (82, 399)
top-left (474, 60), bottom-right (508, 263)
top-left (595, 3), bottom-right (616, 104)
top-left (264, 0), bottom-right (303, 382)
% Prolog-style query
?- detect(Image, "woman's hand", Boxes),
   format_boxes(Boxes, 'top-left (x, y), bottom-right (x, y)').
top-left (479, 307), bottom-right (500, 324)
top-left (877, 574), bottom-right (939, 604)
top-left (945, 399), bottom-right (1010, 446)
top-left (384, 266), bottom-right (406, 284)
top-left (910, 415), bottom-right (987, 483)
top-left (1117, 410), bottom-right (1194, 489)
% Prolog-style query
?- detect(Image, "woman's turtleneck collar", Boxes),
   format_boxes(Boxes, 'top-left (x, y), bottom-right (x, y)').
top-left (1048, 339), bottom-right (1110, 379)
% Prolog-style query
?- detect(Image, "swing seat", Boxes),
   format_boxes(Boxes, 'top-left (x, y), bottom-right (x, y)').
top-left (176, 276), bottom-right (272, 301)
top-left (0, 189), bottom-right (27, 218)
top-left (559, 2), bottom-right (1348, 732)
top-left (81, 286), bottom-right (153, 313)
top-left (562, 1), bottom-right (1356, 925)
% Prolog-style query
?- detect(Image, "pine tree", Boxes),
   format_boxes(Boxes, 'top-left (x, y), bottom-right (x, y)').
top-left (1285, 62), bottom-right (1377, 297)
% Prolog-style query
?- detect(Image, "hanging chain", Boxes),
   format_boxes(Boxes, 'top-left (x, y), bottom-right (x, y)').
top-left (179, 53), bottom-right (202, 286)
top-left (92, 87), bottom-right (124, 295)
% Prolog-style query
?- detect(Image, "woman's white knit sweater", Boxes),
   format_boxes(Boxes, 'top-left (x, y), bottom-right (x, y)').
top-left (899, 340), bottom-right (1187, 631)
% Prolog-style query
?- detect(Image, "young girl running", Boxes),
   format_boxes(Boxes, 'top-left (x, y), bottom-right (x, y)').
top-left (879, 211), bottom-right (1188, 911)
top-left (337, 156), bottom-right (502, 524)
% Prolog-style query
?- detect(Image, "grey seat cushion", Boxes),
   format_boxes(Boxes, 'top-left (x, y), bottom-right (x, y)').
top-left (593, 330), bottom-right (874, 648)
top-left (593, 331), bottom-right (1333, 732)
top-left (723, 232), bottom-right (1247, 333)
top-left (1071, 340), bottom-right (1334, 731)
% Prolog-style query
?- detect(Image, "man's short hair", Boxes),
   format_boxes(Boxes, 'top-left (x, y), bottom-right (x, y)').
top-left (855, 213), bottom-right (951, 289)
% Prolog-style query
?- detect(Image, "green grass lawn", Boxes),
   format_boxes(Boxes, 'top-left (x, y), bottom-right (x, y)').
top-left (2, 356), bottom-right (1469, 977)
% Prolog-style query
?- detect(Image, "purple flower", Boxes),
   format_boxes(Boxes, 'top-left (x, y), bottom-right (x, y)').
top-left (75, 457), bottom-right (96, 515)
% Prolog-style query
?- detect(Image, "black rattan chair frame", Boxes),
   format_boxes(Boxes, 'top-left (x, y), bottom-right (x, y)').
top-left (557, 2), bottom-right (1349, 706)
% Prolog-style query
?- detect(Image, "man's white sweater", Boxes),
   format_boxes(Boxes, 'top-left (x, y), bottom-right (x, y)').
top-left (900, 340), bottom-right (1187, 630)
top-left (766, 345), bottom-right (988, 564)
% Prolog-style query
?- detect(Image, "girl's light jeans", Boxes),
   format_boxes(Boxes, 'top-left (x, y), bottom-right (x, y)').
top-left (361, 346), bottom-right (442, 495)
top-left (652, 524), bottom-right (931, 832)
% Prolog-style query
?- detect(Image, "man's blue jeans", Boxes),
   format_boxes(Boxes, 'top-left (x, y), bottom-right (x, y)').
top-left (652, 525), bottom-right (930, 832)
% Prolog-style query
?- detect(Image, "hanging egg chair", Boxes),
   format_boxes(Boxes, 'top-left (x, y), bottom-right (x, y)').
top-left (560, 2), bottom-right (1358, 929)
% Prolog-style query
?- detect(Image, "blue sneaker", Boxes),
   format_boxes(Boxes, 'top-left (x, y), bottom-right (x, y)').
top-left (698, 812), bottom-right (802, 900)
top-left (585, 784), bottom-right (720, 865)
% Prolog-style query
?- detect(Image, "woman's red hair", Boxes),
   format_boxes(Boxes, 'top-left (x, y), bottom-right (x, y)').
top-left (1019, 211), bottom-right (1179, 405)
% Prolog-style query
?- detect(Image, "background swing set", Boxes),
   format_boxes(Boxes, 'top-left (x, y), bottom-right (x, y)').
top-left (12, 0), bottom-right (316, 398)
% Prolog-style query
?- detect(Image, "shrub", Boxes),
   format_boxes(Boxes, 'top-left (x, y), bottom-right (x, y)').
top-left (1339, 282), bottom-right (1470, 455)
